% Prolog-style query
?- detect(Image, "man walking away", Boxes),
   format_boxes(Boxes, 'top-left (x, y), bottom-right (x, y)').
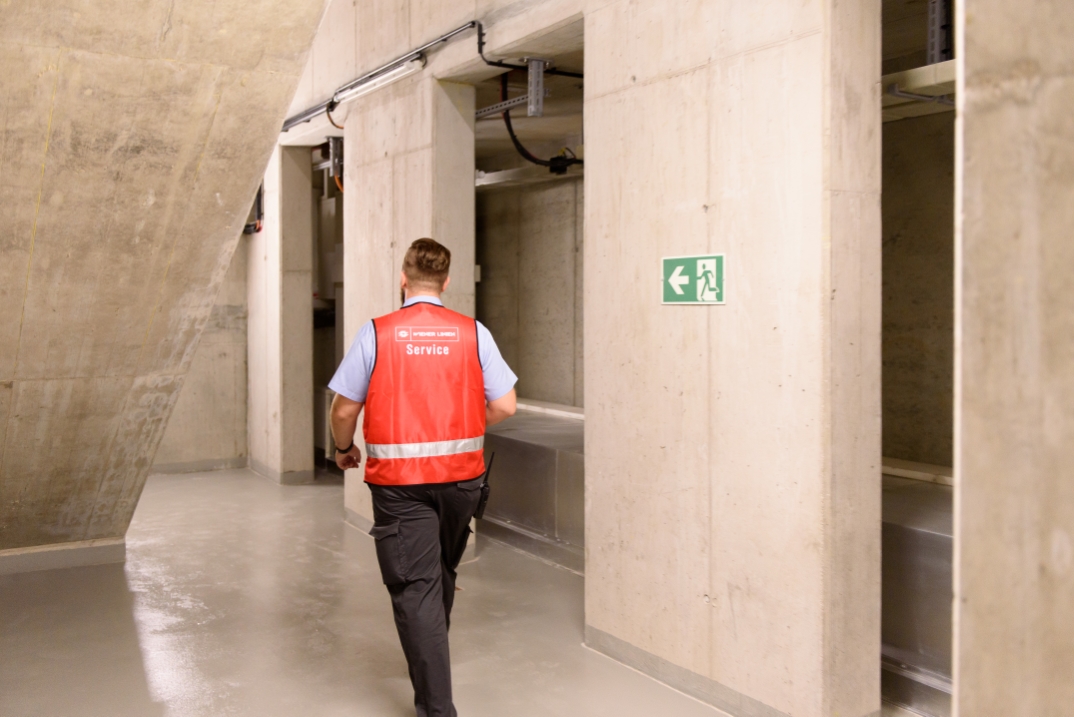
top-left (328, 238), bottom-right (517, 717)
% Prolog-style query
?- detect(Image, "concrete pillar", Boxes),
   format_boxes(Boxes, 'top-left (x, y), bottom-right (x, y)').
top-left (954, 2), bottom-right (1074, 714)
top-left (341, 75), bottom-right (476, 527)
top-left (247, 146), bottom-right (314, 485)
top-left (583, 2), bottom-right (881, 716)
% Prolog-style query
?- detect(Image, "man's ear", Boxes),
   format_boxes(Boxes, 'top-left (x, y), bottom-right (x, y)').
top-left (442, 276), bottom-right (451, 293)
top-left (400, 271), bottom-right (408, 290)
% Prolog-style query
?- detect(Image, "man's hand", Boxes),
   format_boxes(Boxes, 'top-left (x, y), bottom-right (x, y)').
top-left (330, 393), bottom-right (365, 470)
top-left (335, 444), bottom-right (362, 470)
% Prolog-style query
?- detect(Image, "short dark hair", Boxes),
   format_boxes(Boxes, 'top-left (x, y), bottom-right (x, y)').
top-left (402, 238), bottom-right (451, 290)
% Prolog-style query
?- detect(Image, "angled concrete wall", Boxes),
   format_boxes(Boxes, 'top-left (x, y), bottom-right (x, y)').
top-left (955, 1), bottom-right (1074, 714)
top-left (0, 0), bottom-right (327, 553)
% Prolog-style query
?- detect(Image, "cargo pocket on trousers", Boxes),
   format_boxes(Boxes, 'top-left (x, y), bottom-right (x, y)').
top-left (369, 520), bottom-right (407, 585)
top-left (456, 478), bottom-right (484, 519)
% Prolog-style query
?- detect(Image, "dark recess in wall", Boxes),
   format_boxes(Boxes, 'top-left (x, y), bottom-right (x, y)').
top-left (882, 112), bottom-right (955, 467)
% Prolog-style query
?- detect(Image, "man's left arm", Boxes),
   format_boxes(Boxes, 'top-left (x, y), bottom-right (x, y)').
top-left (330, 394), bottom-right (364, 470)
top-left (328, 320), bottom-right (376, 470)
top-left (477, 321), bottom-right (518, 425)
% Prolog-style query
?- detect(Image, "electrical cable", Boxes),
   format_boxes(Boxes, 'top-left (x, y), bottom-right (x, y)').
top-left (243, 183), bottom-right (264, 234)
top-left (499, 73), bottom-right (582, 175)
top-left (334, 175), bottom-right (344, 193)
top-left (326, 102), bottom-right (345, 130)
top-left (478, 22), bottom-right (583, 79)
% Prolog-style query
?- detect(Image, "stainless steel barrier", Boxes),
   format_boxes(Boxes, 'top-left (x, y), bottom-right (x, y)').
top-left (882, 475), bottom-right (953, 717)
top-left (479, 411), bottom-right (584, 573)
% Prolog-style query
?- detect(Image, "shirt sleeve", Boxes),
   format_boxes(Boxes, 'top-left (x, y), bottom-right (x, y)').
top-left (476, 321), bottom-right (518, 402)
top-left (328, 320), bottom-right (377, 403)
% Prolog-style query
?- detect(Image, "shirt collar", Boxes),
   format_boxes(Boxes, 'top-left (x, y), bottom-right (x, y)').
top-left (403, 295), bottom-right (444, 308)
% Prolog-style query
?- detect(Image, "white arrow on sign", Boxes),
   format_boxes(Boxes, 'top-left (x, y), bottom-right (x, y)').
top-left (668, 264), bottom-right (690, 295)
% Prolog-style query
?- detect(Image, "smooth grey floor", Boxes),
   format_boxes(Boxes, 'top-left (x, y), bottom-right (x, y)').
top-left (0, 468), bottom-right (724, 717)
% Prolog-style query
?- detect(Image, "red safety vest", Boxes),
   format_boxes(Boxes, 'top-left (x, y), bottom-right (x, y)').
top-left (363, 301), bottom-right (487, 486)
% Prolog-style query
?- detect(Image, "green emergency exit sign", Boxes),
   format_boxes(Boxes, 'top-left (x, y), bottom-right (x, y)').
top-left (662, 254), bottom-right (726, 305)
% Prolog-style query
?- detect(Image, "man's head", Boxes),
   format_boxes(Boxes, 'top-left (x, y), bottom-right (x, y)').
top-left (401, 238), bottom-right (451, 301)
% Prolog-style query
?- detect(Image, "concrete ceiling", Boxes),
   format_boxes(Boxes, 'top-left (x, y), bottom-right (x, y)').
top-left (0, 0), bottom-right (328, 550)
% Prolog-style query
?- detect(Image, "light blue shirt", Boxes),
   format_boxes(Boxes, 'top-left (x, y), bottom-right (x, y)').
top-left (328, 296), bottom-right (518, 404)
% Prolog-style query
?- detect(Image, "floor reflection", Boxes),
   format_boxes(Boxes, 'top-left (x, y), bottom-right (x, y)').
top-left (0, 562), bottom-right (165, 717)
top-left (1, 471), bottom-right (723, 717)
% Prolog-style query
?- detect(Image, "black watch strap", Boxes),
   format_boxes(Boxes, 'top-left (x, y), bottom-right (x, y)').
top-left (335, 440), bottom-right (354, 453)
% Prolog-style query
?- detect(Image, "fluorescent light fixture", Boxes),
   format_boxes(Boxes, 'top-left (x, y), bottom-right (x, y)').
top-left (282, 21), bottom-right (473, 133)
top-left (333, 58), bottom-right (425, 106)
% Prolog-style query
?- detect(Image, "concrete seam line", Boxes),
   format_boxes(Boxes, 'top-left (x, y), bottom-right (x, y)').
top-left (247, 459), bottom-right (313, 485)
top-left (9, 48), bottom-right (63, 380)
top-left (0, 538), bottom-right (125, 575)
top-left (277, 470), bottom-right (315, 486)
top-left (475, 518), bottom-right (584, 576)
top-left (135, 69), bottom-right (227, 370)
top-left (0, 537), bottom-right (123, 557)
top-left (248, 457), bottom-right (279, 482)
top-left (584, 625), bottom-right (793, 717)
top-left (478, 533), bottom-right (583, 577)
top-left (151, 457), bottom-right (248, 475)
top-left (579, 642), bottom-right (735, 717)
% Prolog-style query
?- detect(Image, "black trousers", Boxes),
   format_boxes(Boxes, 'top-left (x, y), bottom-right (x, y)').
top-left (368, 477), bottom-right (483, 717)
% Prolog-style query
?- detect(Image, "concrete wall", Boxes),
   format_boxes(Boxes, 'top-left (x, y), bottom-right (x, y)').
top-left (282, 1), bottom-right (885, 713)
top-left (581, 3), bottom-right (882, 715)
top-left (0, 0), bottom-right (327, 554)
top-left (882, 113), bottom-right (955, 467)
top-left (153, 246), bottom-right (249, 473)
top-left (476, 179), bottom-right (584, 407)
top-left (954, 1), bottom-right (1074, 713)
top-left (247, 147), bottom-right (315, 485)
top-left (292, 2), bottom-right (882, 714)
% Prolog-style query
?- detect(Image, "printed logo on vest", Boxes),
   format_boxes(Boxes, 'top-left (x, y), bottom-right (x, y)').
top-left (395, 326), bottom-right (459, 342)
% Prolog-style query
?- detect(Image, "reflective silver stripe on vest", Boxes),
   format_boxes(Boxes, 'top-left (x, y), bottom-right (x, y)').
top-left (365, 436), bottom-right (484, 460)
